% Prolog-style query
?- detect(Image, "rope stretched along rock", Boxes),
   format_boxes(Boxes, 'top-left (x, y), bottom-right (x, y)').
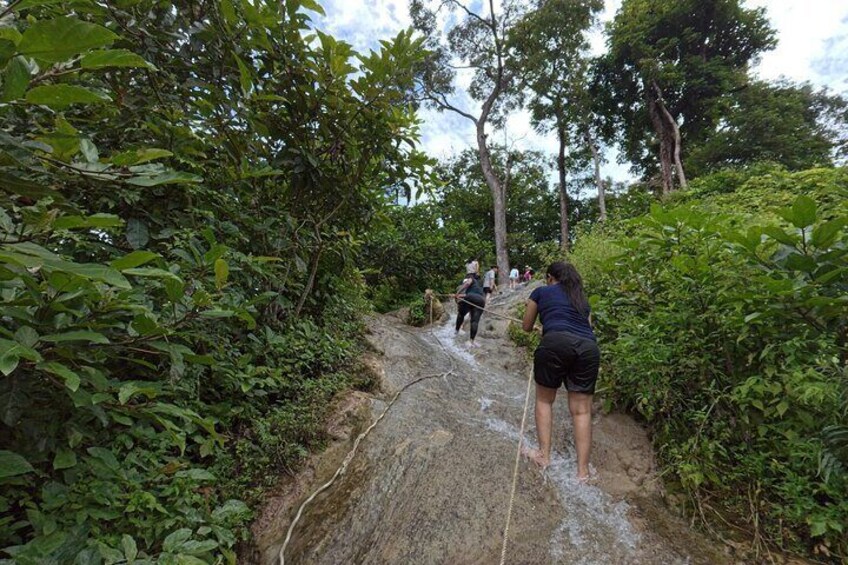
top-left (279, 293), bottom-right (535, 564)
top-left (501, 364), bottom-right (535, 565)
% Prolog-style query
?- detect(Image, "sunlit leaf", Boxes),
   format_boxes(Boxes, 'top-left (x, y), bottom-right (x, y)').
top-left (81, 49), bottom-right (153, 69)
top-left (26, 84), bottom-right (111, 109)
top-left (18, 17), bottom-right (117, 63)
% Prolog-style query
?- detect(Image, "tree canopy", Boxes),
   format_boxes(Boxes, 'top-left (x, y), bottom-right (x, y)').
top-left (0, 0), bottom-right (432, 561)
top-left (598, 0), bottom-right (776, 190)
top-left (686, 80), bottom-right (847, 174)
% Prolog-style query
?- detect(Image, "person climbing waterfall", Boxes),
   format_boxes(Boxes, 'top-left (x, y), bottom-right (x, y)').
top-left (454, 271), bottom-right (486, 348)
top-left (482, 265), bottom-right (498, 304)
top-left (521, 261), bottom-right (600, 481)
top-left (509, 266), bottom-right (520, 290)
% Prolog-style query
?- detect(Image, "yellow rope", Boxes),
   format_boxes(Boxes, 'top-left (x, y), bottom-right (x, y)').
top-left (499, 363), bottom-right (535, 565)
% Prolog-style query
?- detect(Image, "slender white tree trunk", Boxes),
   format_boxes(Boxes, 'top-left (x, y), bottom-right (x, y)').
top-left (587, 133), bottom-right (607, 222)
top-left (477, 122), bottom-right (510, 285)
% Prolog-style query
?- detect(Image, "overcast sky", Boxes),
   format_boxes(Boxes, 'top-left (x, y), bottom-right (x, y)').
top-left (315, 0), bottom-right (848, 185)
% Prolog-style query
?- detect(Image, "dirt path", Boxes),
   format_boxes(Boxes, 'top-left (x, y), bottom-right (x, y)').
top-left (252, 286), bottom-right (730, 564)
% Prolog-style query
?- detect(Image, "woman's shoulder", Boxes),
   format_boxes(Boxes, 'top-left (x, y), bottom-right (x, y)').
top-left (529, 284), bottom-right (552, 301)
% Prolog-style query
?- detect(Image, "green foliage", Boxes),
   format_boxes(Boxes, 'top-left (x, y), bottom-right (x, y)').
top-left (686, 80), bottom-right (845, 175)
top-left (405, 297), bottom-right (427, 327)
top-left (598, 0), bottom-right (776, 177)
top-left (361, 203), bottom-right (486, 311)
top-left (0, 0), bottom-right (429, 561)
top-left (575, 168), bottom-right (848, 559)
top-left (434, 147), bottom-right (561, 268)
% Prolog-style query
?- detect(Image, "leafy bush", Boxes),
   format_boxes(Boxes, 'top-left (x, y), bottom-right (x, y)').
top-left (574, 169), bottom-right (847, 559)
top-left (0, 1), bottom-right (430, 562)
top-left (362, 204), bottom-right (486, 311)
top-left (405, 297), bottom-right (427, 327)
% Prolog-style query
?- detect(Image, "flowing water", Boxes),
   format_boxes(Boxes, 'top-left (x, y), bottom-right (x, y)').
top-left (256, 288), bottom-right (729, 565)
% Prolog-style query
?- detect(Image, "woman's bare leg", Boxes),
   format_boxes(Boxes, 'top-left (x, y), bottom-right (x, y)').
top-left (568, 392), bottom-right (593, 479)
top-left (525, 384), bottom-right (557, 468)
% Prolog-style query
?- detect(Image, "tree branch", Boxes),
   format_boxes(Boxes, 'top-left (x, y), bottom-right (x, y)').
top-left (441, 0), bottom-right (490, 29)
top-left (428, 91), bottom-right (478, 123)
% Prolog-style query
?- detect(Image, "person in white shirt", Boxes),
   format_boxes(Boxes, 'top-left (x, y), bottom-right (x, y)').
top-left (465, 257), bottom-right (479, 275)
top-left (482, 266), bottom-right (498, 304)
top-left (509, 267), bottom-right (520, 290)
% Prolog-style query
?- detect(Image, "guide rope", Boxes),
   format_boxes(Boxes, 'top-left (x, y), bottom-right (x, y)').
top-left (280, 292), bottom-right (534, 565)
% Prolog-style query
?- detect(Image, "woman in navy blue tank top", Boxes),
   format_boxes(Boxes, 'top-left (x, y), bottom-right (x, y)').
top-left (521, 261), bottom-right (600, 481)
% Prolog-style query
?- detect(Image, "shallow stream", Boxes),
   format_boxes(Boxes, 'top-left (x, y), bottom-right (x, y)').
top-left (261, 288), bottom-right (728, 564)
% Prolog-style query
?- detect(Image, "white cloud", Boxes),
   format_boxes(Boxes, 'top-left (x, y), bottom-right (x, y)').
top-left (747, 0), bottom-right (848, 89)
top-left (317, 0), bottom-right (848, 185)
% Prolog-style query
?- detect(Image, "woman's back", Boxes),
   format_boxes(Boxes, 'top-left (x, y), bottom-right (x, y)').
top-left (529, 284), bottom-right (594, 340)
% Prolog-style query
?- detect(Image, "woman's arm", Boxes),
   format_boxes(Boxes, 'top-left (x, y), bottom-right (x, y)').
top-left (522, 299), bottom-right (538, 332)
top-left (454, 277), bottom-right (472, 298)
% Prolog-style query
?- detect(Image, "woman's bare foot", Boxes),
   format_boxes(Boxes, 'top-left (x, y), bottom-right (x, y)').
top-left (576, 471), bottom-right (595, 485)
top-left (521, 446), bottom-right (550, 469)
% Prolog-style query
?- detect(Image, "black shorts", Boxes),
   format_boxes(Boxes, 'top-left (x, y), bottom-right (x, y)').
top-left (534, 331), bottom-right (600, 393)
top-left (483, 287), bottom-right (493, 294)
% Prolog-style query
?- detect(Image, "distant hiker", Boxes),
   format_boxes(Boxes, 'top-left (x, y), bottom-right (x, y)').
top-left (465, 257), bottom-right (479, 275)
top-left (521, 261), bottom-right (599, 482)
top-left (509, 266), bottom-right (520, 290)
top-left (483, 265), bottom-right (498, 304)
top-left (523, 266), bottom-right (534, 283)
top-left (454, 272), bottom-right (486, 348)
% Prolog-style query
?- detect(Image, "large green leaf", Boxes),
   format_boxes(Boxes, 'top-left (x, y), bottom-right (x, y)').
top-left (41, 330), bottom-right (110, 345)
top-left (38, 361), bottom-right (81, 391)
top-left (0, 339), bottom-right (42, 376)
top-left (18, 17), bottom-right (118, 63)
top-left (790, 195), bottom-right (817, 229)
top-left (0, 450), bottom-right (34, 479)
top-left (126, 171), bottom-right (202, 186)
top-left (234, 54), bottom-right (253, 95)
top-left (0, 351), bottom-right (20, 376)
top-left (40, 259), bottom-right (132, 289)
top-left (111, 148), bottom-right (173, 167)
top-left (81, 49), bottom-right (152, 69)
top-left (761, 226), bottom-right (797, 247)
top-left (26, 84), bottom-right (111, 109)
top-left (37, 115), bottom-right (80, 161)
top-left (13, 0), bottom-right (69, 9)
top-left (110, 250), bottom-right (159, 271)
top-left (811, 218), bottom-right (846, 249)
top-left (53, 213), bottom-right (123, 230)
top-left (162, 529), bottom-right (192, 553)
top-left (118, 381), bottom-right (161, 405)
top-left (0, 39), bottom-right (15, 64)
top-left (220, 0), bottom-right (238, 29)
top-left (53, 447), bottom-right (77, 470)
top-left (121, 535), bottom-right (138, 563)
top-left (1, 56), bottom-right (31, 102)
top-left (0, 172), bottom-right (60, 199)
top-left (214, 258), bottom-right (229, 289)
top-left (126, 218), bottom-right (149, 249)
top-left (122, 267), bottom-right (182, 281)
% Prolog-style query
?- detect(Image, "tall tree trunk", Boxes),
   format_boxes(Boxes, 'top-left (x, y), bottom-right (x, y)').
top-left (652, 81), bottom-right (687, 190)
top-left (586, 132), bottom-right (606, 222)
top-left (557, 126), bottom-right (569, 251)
top-left (476, 122), bottom-right (509, 285)
top-left (648, 92), bottom-right (674, 196)
top-left (295, 243), bottom-right (322, 317)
